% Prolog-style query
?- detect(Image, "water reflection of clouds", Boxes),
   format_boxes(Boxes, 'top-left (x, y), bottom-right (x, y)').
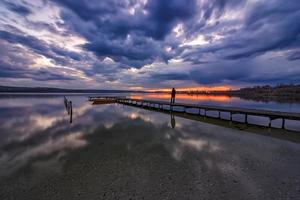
top-left (0, 97), bottom-right (62, 108)
top-left (1, 96), bottom-right (300, 199)
top-left (0, 97), bottom-right (97, 178)
top-left (1, 97), bottom-right (223, 178)
top-left (119, 105), bottom-right (185, 129)
top-left (0, 106), bottom-right (67, 143)
top-left (0, 98), bottom-right (129, 172)
top-left (114, 105), bottom-right (225, 161)
top-left (0, 131), bottom-right (87, 178)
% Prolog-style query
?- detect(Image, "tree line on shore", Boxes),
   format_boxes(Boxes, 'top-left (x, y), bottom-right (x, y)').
top-left (175, 84), bottom-right (300, 103)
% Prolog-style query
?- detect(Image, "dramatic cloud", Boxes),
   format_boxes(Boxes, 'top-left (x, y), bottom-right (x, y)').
top-left (0, 0), bottom-right (299, 88)
top-left (0, 29), bottom-right (82, 65)
top-left (3, 1), bottom-right (32, 16)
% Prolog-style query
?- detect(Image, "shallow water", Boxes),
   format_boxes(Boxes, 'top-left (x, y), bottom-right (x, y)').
top-left (0, 95), bottom-right (300, 199)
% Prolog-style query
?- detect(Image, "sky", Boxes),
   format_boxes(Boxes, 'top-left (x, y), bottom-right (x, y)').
top-left (0, 0), bottom-right (299, 90)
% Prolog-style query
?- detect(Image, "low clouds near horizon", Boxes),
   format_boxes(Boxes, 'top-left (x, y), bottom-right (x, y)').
top-left (0, 0), bottom-right (299, 89)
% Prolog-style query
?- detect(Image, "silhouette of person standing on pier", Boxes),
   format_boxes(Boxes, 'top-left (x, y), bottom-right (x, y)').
top-left (171, 88), bottom-right (176, 104)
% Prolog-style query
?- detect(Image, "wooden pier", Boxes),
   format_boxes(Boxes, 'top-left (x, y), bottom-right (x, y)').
top-left (89, 97), bottom-right (300, 130)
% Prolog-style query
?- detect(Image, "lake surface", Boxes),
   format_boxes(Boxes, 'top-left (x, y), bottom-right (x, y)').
top-left (0, 94), bottom-right (300, 199)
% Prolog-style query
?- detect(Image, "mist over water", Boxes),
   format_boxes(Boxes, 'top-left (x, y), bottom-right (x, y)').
top-left (0, 94), bottom-right (299, 199)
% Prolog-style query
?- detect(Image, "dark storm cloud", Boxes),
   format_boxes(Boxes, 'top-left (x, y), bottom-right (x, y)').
top-left (189, 61), bottom-right (254, 84)
top-left (0, 29), bottom-right (82, 65)
top-left (287, 51), bottom-right (300, 61)
top-left (184, 0), bottom-right (300, 63)
top-left (151, 73), bottom-right (190, 81)
top-left (0, 0), bottom-right (300, 87)
top-left (51, 0), bottom-right (199, 68)
top-left (148, 61), bottom-right (252, 85)
top-left (3, 1), bottom-right (32, 16)
top-left (183, 0), bottom-right (246, 38)
top-left (53, 0), bottom-right (251, 68)
top-left (144, 0), bottom-right (197, 40)
top-left (0, 56), bottom-right (73, 81)
top-left (49, 0), bottom-right (300, 85)
top-left (54, 0), bottom-right (197, 40)
top-left (82, 36), bottom-right (169, 67)
top-left (0, 40), bottom-right (74, 81)
top-left (150, 59), bottom-right (300, 85)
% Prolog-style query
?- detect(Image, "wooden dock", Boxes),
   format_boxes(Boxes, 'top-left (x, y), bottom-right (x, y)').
top-left (89, 97), bottom-right (300, 130)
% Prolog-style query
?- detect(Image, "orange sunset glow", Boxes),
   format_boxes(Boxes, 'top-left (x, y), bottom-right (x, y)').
top-left (129, 93), bottom-right (231, 102)
top-left (146, 85), bottom-right (235, 93)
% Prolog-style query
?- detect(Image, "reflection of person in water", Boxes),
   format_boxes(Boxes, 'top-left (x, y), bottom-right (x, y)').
top-left (170, 113), bottom-right (176, 129)
top-left (63, 97), bottom-right (73, 124)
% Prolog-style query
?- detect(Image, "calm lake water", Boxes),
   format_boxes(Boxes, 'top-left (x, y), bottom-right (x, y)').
top-left (0, 94), bottom-right (300, 199)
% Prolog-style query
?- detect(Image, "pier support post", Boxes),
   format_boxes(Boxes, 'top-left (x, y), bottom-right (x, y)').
top-left (230, 112), bottom-right (232, 121)
top-left (198, 108), bottom-right (201, 115)
top-left (245, 114), bottom-right (248, 124)
top-left (218, 111), bottom-right (221, 119)
top-left (268, 118), bottom-right (272, 128)
top-left (282, 118), bottom-right (285, 129)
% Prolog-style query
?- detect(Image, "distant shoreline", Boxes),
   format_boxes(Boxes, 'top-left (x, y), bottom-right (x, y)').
top-left (0, 85), bottom-right (145, 94)
top-left (1, 84), bottom-right (299, 103)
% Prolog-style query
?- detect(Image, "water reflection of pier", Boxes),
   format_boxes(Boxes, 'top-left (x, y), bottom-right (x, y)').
top-left (119, 101), bottom-right (300, 144)
top-left (89, 97), bottom-right (300, 136)
top-left (117, 98), bottom-right (300, 129)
